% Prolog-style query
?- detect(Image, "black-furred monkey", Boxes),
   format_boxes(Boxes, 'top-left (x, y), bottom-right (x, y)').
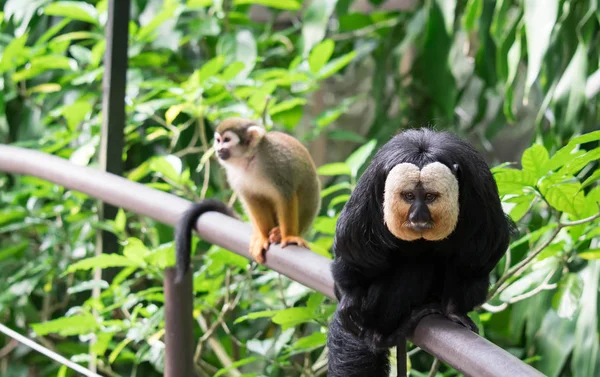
top-left (327, 128), bottom-right (516, 377)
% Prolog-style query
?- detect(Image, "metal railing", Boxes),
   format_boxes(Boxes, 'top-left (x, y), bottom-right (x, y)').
top-left (0, 144), bottom-right (546, 377)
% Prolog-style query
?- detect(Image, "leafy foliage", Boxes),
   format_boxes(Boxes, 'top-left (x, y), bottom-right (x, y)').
top-left (0, 0), bottom-right (599, 376)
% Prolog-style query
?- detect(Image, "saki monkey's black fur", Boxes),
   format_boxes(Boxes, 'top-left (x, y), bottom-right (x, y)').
top-left (327, 128), bottom-right (516, 377)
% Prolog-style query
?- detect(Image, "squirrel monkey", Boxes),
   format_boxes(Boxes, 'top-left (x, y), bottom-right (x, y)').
top-left (213, 117), bottom-right (321, 264)
top-left (175, 117), bottom-right (321, 282)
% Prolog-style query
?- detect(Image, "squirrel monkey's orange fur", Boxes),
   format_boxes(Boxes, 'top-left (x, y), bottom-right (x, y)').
top-left (213, 117), bottom-right (321, 263)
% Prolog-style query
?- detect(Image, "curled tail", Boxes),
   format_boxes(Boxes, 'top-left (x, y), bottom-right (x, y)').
top-left (175, 199), bottom-right (235, 283)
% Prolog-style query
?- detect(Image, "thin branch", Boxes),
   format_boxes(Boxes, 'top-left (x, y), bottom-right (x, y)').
top-left (262, 96), bottom-right (272, 126)
top-left (428, 357), bottom-right (441, 377)
top-left (331, 17), bottom-right (401, 41)
top-left (488, 203), bottom-right (600, 301)
top-left (0, 339), bottom-right (18, 358)
top-left (559, 204), bottom-right (600, 226)
top-left (487, 226), bottom-right (561, 300)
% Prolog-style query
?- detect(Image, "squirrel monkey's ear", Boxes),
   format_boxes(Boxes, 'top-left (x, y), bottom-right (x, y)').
top-left (247, 125), bottom-right (266, 146)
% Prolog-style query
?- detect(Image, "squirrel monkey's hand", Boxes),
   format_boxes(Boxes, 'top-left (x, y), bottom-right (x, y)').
top-left (250, 233), bottom-right (270, 264)
top-left (269, 227), bottom-right (310, 249)
top-left (280, 236), bottom-right (309, 249)
top-left (268, 227), bottom-right (281, 244)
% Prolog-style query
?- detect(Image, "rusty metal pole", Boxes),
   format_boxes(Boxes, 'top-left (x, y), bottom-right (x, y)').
top-left (164, 268), bottom-right (196, 377)
top-left (397, 338), bottom-right (407, 376)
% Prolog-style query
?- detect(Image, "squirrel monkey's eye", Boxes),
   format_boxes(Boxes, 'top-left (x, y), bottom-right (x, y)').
top-left (403, 192), bottom-right (415, 201)
top-left (224, 137), bottom-right (231, 143)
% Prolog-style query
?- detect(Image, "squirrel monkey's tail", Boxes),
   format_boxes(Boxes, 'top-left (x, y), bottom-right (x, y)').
top-left (175, 199), bottom-right (235, 283)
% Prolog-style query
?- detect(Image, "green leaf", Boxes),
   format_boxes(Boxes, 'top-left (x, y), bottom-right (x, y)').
top-left (135, 0), bottom-right (177, 41)
top-left (91, 332), bottom-right (114, 355)
top-left (214, 357), bottom-right (260, 377)
top-left (552, 273), bottom-right (583, 319)
top-left (69, 135), bottom-right (98, 165)
top-left (534, 310), bottom-right (577, 376)
top-left (165, 104), bottom-right (185, 125)
top-left (317, 162), bottom-right (351, 176)
top-left (327, 129), bottom-right (367, 143)
top-left (109, 338), bottom-right (131, 364)
top-left (544, 143), bottom-right (578, 172)
top-left (571, 261), bottom-right (600, 377)
top-left (582, 170), bottom-right (600, 188)
top-left (554, 43), bottom-right (588, 126)
top-left (44, 1), bottom-right (99, 24)
top-left (315, 97), bottom-right (358, 129)
top-left (578, 249), bottom-right (600, 260)
top-left (271, 307), bottom-right (315, 329)
top-left (149, 155), bottom-right (182, 183)
top-left (509, 194), bottom-right (535, 222)
top-left (345, 139), bottom-right (376, 178)
top-left (320, 182), bottom-right (352, 198)
top-left (570, 130), bottom-right (600, 145)
top-left (67, 254), bottom-right (142, 273)
top-left (234, 310), bottom-right (278, 324)
top-left (198, 56), bottom-right (225, 84)
top-left (31, 313), bottom-right (98, 336)
top-left (58, 366), bottom-right (67, 377)
top-left (145, 243), bottom-right (175, 269)
top-left (504, 26), bottom-right (522, 122)
top-left (301, 0), bottom-right (338, 56)
top-left (318, 51), bottom-right (357, 80)
top-left (270, 98), bottom-right (306, 115)
top-left (12, 55), bottom-right (75, 82)
top-left (436, 0), bottom-right (456, 35)
top-left (0, 241), bottom-right (28, 262)
top-left (123, 238), bottom-right (149, 266)
top-left (291, 332), bottom-right (327, 351)
top-left (234, 29), bottom-right (257, 81)
top-left (493, 168), bottom-right (537, 195)
top-left (312, 216), bottom-right (338, 235)
top-left (559, 147), bottom-right (600, 175)
top-left (462, 0), bottom-right (483, 31)
top-left (521, 144), bottom-right (550, 179)
top-left (220, 61), bottom-right (246, 81)
top-left (67, 280), bottom-right (109, 294)
top-left (29, 83), bottom-right (62, 94)
top-left (523, 0), bottom-right (558, 98)
top-left (539, 174), bottom-right (585, 215)
top-left (328, 194), bottom-right (350, 209)
top-left (309, 39), bottom-right (335, 74)
top-left (61, 99), bottom-right (93, 132)
top-left (114, 209), bottom-right (126, 233)
top-left (234, 0), bottom-right (299, 9)
top-left (0, 33), bottom-right (28, 72)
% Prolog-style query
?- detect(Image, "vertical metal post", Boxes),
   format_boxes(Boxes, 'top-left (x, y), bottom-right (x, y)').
top-left (91, 0), bottom-right (130, 373)
top-left (164, 268), bottom-right (196, 377)
top-left (96, 0), bottom-right (131, 274)
top-left (397, 338), bottom-right (407, 377)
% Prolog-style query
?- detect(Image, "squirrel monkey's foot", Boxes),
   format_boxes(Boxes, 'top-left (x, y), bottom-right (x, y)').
top-left (268, 227), bottom-right (282, 244)
top-left (249, 234), bottom-right (270, 264)
top-left (280, 236), bottom-right (309, 249)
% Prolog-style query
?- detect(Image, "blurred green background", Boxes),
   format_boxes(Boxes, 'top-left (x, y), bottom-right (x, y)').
top-left (0, 0), bottom-right (599, 376)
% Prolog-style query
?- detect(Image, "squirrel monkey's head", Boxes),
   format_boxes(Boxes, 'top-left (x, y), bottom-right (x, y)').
top-left (214, 117), bottom-right (266, 163)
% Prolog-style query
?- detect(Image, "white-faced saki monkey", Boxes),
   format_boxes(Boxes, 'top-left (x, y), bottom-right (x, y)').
top-left (327, 128), bottom-right (517, 377)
